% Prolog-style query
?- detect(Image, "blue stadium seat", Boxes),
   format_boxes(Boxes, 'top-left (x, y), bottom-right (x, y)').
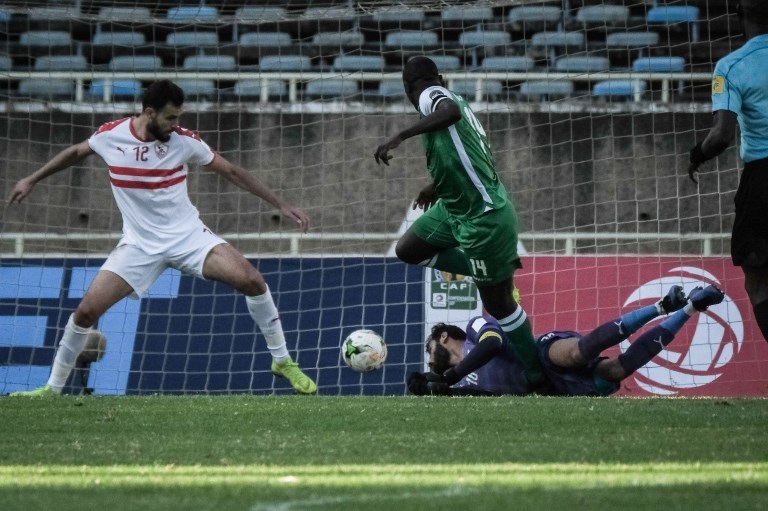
top-left (530, 31), bottom-right (585, 49)
top-left (89, 79), bottom-right (143, 99)
top-left (508, 6), bottom-right (562, 34)
top-left (441, 7), bottom-right (494, 24)
top-left (384, 31), bottom-right (439, 49)
top-left (429, 55), bottom-right (462, 71)
top-left (458, 30), bottom-right (511, 48)
top-left (19, 79), bottom-right (75, 98)
top-left (481, 56), bottom-right (535, 72)
top-left (97, 6), bottom-right (152, 22)
top-left (238, 32), bottom-right (292, 47)
top-left (166, 32), bottom-right (219, 47)
top-left (592, 79), bottom-right (647, 100)
top-left (554, 56), bottom-right (610, 73)
top-left (34, 55), bottom-right (87, 71)
top-left (605, 31), bottom-right (660, 49)
top-left (302, 6), bottom-right (357, 22)
top-left (371, 8), bottom-right (424, 24)
top-left (311, 31), bottom-right (365, 48)
top-left (92, 31), bottom-right (146, 46)
top-left (450, 79), bottom-right (504, 100)
top-left (575, 5), bottom-right (629, 26)
top-left (18, 31), bottom-right (72, 47)
top-left (233, 80), bottom-right (287, 98)
top-left (305, 78), bottom-right (359, 99)
top-left (631, 56), bottom-right (685, 73)
top-left (259, 55), bottom-right (312, 72)
top-left (174, 79), bottom-right (217, 99)
top-left (519, 80), bottom-right (574, 100)
top-left (166, 6), bottom-right (220, 23)
top-left (332, 55), bottom-right (385, 72)
top-left (0, 55), bottom-right (11, 70)
top-left (234, 6), bottom-right (287, 22)
top-left (0, 8), bottom-right (10, 23)
top-left (377, 79), bottom-right (404, 98)
top-left (183, 55), bottom-right (237, 71)
top-left (109, 55), bottom-right (163, 71)
top-left (647, 6), bottom-right (700, 43)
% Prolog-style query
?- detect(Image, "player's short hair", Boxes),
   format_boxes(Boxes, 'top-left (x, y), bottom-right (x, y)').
top-left (403, 56), bottom-right (439, 83)
top-left (142, 80), bottom-right (185, 111)
top-left (425, 323), bottom-right (467, 352)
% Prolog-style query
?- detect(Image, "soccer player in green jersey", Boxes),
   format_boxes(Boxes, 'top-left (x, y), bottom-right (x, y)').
top-left (374, 56), bottom-right (544, 388)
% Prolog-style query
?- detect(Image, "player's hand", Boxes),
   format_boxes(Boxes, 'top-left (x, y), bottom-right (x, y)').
top-left (8, 178), bottom-right (34, 204)
top-left (412, 183), bottom-right (438, 210)
top-left (407, 371), bottom-right (429, 395)
top-left (424, 372), bottom-right (451, 395)
top-left (280, 205), bottom-right (310, 233)
top-left (374, 136), bottom-right (402, 166)
top-left (687, 162), bottom-right (700, 184)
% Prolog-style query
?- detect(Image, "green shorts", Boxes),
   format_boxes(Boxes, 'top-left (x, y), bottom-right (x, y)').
top-left (410, 200), bottom-right (522, 285)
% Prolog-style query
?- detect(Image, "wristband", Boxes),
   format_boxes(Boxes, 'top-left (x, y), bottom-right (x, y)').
top-left (689, 141), bottom-right (710, 165)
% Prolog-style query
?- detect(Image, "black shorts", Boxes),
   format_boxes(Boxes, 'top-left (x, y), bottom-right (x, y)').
top-left (732, 158), bottom-right (768, 267)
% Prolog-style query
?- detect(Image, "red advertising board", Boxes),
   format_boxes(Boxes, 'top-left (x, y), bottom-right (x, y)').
top-left (515, 256), bottom-right (768, 397)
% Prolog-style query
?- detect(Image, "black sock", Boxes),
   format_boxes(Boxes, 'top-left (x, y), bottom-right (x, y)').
top-left (753, 300), bottom-right (768, 343)
top-left (617, 325), bottom-right (674, 375)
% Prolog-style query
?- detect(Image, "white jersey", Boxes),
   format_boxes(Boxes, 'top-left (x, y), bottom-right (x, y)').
top-left (88, 117), bottom-right (216, 254)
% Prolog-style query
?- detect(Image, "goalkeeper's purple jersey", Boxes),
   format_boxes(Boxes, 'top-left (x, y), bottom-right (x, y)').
top-left (453, 315), bottom-right (529, 395)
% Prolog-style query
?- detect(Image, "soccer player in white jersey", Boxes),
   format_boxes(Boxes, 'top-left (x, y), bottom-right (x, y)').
top-left (686, 0), bottom-right (768, 344)
top-left (8, 80), bottom-right (317, 395)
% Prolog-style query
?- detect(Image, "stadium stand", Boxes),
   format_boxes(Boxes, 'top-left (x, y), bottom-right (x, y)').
top-left (592, 79), bottom-right (648, 101)
top-left (233, 79), bottom-right (288, 99)
top-left (89, 79), bottom-right (142, 100)
top-left (519, 79), bottom-right (575, 100)
top-left (304, 77), bottom-right (360, 100)
top-left (507, 5), bottom-right (564, 38)
top-left (259, 55), bottom-right (313, 72)
top-left (18, 78), bottom-right (75, 99)
top-left (108, 55), bottom-right (163, 72)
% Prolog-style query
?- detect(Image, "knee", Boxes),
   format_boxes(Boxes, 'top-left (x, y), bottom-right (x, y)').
top-left (395, 240), bottom-right (422, 265)
top-left (240, 269), bottom-right (267, 296)
top-left (72, 308), bottom-right (98, 329)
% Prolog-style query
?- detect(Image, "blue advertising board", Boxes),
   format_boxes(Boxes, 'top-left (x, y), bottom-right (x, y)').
top-left (0, 258), bottom-right (425, 395)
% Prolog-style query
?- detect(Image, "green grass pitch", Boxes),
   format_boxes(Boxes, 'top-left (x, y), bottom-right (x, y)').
top-left (1, 395), bottom-right (766, 510)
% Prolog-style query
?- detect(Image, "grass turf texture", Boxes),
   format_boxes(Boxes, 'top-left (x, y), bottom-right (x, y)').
top-left (1, 395), bottom-right (766, 510)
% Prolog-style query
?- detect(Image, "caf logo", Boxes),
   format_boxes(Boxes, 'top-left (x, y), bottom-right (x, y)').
top-left (620, 266), bottom-right (743, 395)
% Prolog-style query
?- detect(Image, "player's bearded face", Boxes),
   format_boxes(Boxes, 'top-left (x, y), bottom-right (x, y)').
top-left (148, 105), bottom-right (182, 142)
top-left (429, 341), bottom-right (452, 375)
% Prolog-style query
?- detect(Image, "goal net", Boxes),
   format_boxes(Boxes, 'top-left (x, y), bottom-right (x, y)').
top-left (2, 0), bottom-right (763, 396)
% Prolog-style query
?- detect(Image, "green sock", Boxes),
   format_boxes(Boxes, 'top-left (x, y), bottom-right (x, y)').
top-left (497, 308), bottom-right (545, 386)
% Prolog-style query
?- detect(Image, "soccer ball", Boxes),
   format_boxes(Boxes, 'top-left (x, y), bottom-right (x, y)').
top-left (341, 329), bottom-right (387, 372)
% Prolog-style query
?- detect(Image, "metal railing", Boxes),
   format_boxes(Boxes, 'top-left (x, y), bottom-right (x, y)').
top-left (1, 71), bottom-right (713, 104)
top-left (0, 231), bottom-right (730, 258)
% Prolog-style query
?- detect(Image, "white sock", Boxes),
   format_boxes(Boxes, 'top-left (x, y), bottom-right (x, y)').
top-left (245, 286), bottom-right (290, 362)
top-left (47, 314), bottom-right (90, 393)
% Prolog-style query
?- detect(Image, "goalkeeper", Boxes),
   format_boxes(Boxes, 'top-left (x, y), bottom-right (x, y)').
top-left (408, 285), bottom-right (724, 396)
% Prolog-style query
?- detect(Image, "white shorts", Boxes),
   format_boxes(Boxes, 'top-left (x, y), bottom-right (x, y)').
top-left (101, 225), bottom-right (226, 298)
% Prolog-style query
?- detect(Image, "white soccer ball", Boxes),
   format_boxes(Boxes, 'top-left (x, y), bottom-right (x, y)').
top-left (341, 329), bottom-right (387, 372)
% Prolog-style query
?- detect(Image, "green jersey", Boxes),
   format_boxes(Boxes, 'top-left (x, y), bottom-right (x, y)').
top-left (417, 86), bottom-right (510, 219)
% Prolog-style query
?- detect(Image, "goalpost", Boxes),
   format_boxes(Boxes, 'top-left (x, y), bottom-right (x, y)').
top-left (2, 0), bottom-right (763, 396)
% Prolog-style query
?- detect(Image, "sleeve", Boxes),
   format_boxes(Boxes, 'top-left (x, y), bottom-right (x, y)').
top-left (445, 322), bottom-right (504, 384)
top-left (711, 58), bottom-right (741, 114)
top-left (418, 86), bottom-right (452, 116)
top-left (178, 129), bottom-right (216, 166)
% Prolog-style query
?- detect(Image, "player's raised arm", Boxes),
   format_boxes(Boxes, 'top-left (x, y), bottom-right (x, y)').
top-left (205, 153), bottom-right (310, 233)
top-left (9, 140), bottom-right (94, 204)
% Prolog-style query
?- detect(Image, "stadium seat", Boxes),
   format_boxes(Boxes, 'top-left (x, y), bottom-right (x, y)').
top-left (304, 78), bottom-right (360, 99)
top-left (89, 79), bottom-right (142, 100)
top-left (311, 31), bottom-right (365, 48)
top-left (605, 31), bottom-right (660, 49)
top-left (183, 55), bottom-right (237, 71)
top-left (0, 55), bottom-right (11, 70)
top-left (530, 31), bottom-right (586, 64)
top-left (0, 8), bottom-right (10, 23)
top-left (302, 6), bottom-right (357, 22)
top-left (34, 55), bottom-right (87, 71)
top-left (166, 32), bottom-right (219, 47)
top-left (519, 80), bottom-right (574, 100)
top-left (238, 32), bottom-right (292, 48)
top-left (441, 6), bottom-right (495, 24)
top-left (332, 55), bottom-right (385, 72)
top-left (508, 6), bottom-right (562, 36)
top-left (480, 56), bottom-right (535, 72)
top-left (554, 56), bottom-right (610, 73)
top-left (166, 6), bottom-right (220, 23)
top-left (174, 79), bottom-right (217, 99)
top-left (458, 30), bottom-right (511, 48)
top-left (18, 79), bottom-right (75, 99)
top-left (233, 80), bottom-right (287, 98)
top-left (259, 55), bottom-right (312, 72)
top-left (370, 8), bottom-right (424, 24)
top-left (109, 55), bottom-right (162, 71)
top-left (574, 5), bottom-right (629, 27)
top-left (235, 6), bottom-right (287, 22)
top-left (429, 55), bottom-right (462, 71)
top-left (92, 31), bottom-right (147, 46)
top-left (27, 6), bottom-right (88, 38)
top-left (631, 56), bottom-right (685, 73)
top-left (97, 6), bottom-right (152, 22)
top-left (384, 31), bottom-right (439, 49)
top-left (377, 79), bottom-right (404, 98)
top-left (592, 79), bottom-right (648, 100)
top-left (18, 31), bottom-right (72, 47)
top-left (647, 6), bottom-right (700, 43)
top-left (450, 79), bottom-right (504, 100)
